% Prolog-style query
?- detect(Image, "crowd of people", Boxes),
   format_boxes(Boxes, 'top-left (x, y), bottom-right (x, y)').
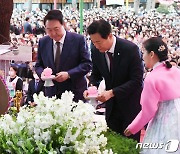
top-left (4, 7), bottom-right (179, 103)
top-left (9, 7), bottom-right (179, 64)
top-left (0, 6), bottom-right (180, 153)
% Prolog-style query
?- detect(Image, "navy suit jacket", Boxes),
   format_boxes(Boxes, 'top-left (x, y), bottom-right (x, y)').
top-left (26, 79), bottom-right (44, 103)
top-left (35, 32), bottom-right (92, 101)
top-left (89, 37), bottom-right (143, 128)
top-left (23, 22), bottom-right (32, 34)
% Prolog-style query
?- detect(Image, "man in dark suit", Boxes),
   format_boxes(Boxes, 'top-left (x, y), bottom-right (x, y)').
top-left (23, 17), bottom-right (32, 34)
top-left (26, 71), bottom-right (44, 106)
top-left (84, 19), bottom-right (143, 141)
top-left (35, 10), bottom-right (92, 101)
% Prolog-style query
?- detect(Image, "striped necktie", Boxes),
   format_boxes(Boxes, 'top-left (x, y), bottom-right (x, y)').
top-left (55, 42), bottom-right (61, 72)
top-left (107, 51), bottom-right (113, 74)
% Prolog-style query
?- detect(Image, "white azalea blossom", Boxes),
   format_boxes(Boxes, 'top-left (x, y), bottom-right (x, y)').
top-left (0, 91), bottom-right (114, 153)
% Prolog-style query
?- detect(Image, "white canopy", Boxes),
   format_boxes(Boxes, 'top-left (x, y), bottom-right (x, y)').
top-left (106, 0), bottom-right (124, 5)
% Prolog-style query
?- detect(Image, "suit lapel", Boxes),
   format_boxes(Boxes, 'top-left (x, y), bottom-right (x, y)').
top-left (111, 40), bottom-right (121, 82)
top-left (32, 80), bottom-right (36, 92)
top-left (59, 32), bottom-right (72, 70)
top-left (46, 38), bottom-right (56, 72)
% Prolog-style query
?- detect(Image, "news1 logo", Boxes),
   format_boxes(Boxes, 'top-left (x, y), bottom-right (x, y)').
top-left (165, 140), bottom-right (179, 152)
top-left (136, 139), bottom-right (179, 152)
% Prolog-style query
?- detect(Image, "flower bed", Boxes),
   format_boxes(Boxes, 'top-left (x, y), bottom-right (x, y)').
top-left (0, 91), bottom-right (139, 154)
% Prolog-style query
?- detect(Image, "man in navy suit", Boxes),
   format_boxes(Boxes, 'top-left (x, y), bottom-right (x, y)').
top-left (84, 19), bottom-right (143, 141)
top-left (23, 17), bottom-right (32, 34)
top-left (26, 71), bottom-right (44, 106)
top-left (35, 10), bottom-right (92, 101)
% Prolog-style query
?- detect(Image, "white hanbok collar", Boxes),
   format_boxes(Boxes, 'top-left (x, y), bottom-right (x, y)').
top-left (153, 62), bottom-right (163, 69)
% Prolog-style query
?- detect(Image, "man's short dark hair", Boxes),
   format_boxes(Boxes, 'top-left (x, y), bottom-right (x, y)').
top-left (87, 19), bottom-right (112, 39)
top-left (25, 17), bottom-right (30, 21)
top-left (44, 10), bottom-right (64, 25)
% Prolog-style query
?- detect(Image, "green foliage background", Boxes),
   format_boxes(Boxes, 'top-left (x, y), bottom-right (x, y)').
top-left (157, 4), bottom-right (170, 14)
top-left (105, 130), bottom-right (140, 154)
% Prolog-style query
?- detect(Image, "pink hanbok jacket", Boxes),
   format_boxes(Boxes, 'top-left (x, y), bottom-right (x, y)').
top-left (127, 63), bottom-right (180, 134)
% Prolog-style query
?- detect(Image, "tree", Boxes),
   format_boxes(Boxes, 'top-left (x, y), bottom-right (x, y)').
top-left (157, 4), bottom-right (170, 14)
top-left (0, 0), bottom-right (13, 44)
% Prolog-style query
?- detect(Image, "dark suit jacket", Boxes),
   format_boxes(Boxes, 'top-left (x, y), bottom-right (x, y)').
top-left (23, 22), bottom-right (32, 34)
top-left (89, 37), bottom-right (143, 125)
top-left (35, 31), bottom-right (92, 101)
top-left (26, 79), bottom-right (44, 103)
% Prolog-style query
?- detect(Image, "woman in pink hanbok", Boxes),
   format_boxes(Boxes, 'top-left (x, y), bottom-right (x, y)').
top-left (124, 37), bottom-right (180, 154)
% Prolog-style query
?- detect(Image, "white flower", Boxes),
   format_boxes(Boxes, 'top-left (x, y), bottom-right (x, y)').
top-left (103, 149), bottom-right (114, 154)
top-left (48, 151), bottom-right (57, 154)
top-left (0, 91), bottom-right (113, 153)
top-left (17, 140), bottom-right (24, 146)
top-left (6, 140), bottom-right (13, 146)
top-left (41, 131), bottom-right (51, 143)
top-left (55, 128), bottom-right (60, 134)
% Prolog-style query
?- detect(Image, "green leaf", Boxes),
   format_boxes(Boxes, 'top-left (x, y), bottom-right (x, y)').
top-left (104, 130), bottom-right (140, 154)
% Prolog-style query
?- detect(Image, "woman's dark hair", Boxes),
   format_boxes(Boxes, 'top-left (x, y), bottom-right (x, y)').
top-left (87, 19), bottom-right (111, 39)
top-left (10, 65), bottom-right (18, 73)
top-left (170, 59), bottom-right (177, 64)
top-left (44, 10), bottom-right (64, 25)
top-left (143, 37), bottom-right (172, 68)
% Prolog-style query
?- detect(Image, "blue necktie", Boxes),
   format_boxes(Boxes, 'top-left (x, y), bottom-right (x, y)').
top-left (35, 81), bottom-right (38, 91)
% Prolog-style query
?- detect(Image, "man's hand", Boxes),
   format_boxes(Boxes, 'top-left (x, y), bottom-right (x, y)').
top-left (41, 71), bottom-right (45, 80)
top-left (96, 90), bottom-right (114, 103)
top-left (54, 72), bottom-right (70, 82)
top-left (83, 90), bottom-right (89, 99)
top-left (124, 129), bottom-right (132, 136)
top-left (28, 101), bottom-right (36, 107)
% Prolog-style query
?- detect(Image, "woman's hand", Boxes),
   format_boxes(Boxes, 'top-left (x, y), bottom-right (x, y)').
top-left (124, 129), bottom-right (132, 136)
